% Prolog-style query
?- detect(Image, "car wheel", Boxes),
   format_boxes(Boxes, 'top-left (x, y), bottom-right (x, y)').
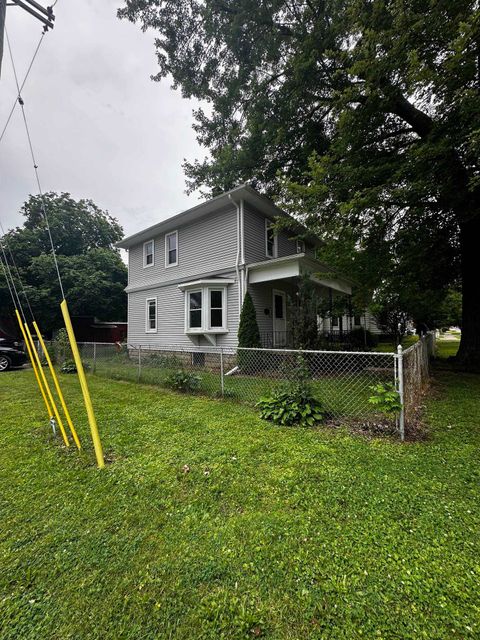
top-left (0, 355), bottom-right (11, 372)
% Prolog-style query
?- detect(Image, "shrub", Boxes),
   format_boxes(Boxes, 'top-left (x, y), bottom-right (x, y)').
top-left (348, 327), bottom-right (379, 349)
top-left (61, 359), bottom-right (91, 374)
top-left (144, 352), bottom-right (182, 368)
top-left (256, 381), bottom-right (324, 427)
top-left (238, 292), bottom-right (262, 373)
top-left (165, 370), bottom-right (201, 392)
top-left (368, 382), bottom-right (402, 415)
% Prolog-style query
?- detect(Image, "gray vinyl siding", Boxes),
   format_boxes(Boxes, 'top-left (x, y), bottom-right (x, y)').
top-left (243, 204), bottom-right (298, 264)
top-left (128, 205), bottom-right (238, 289)
top-left (248, 281), bottom-right (295, 337)
top-left (127, 274), bottom-right (240, 349)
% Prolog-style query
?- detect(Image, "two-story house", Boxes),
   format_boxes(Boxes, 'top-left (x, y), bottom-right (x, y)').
top-left (117, 185), bottom-right (356, 349)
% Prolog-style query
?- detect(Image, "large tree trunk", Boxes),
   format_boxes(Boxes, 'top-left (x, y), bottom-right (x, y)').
top-left (455, 212), bottom-right (480, 371)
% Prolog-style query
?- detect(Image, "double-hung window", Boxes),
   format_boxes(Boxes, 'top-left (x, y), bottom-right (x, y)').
top-left (209, 289), bottom-right (225, 329)
top-left (265, 219), bottom-right (277, 258)
top-left (143, 240), bottom-right (154, 267)
top-left (188, 290), bottom-right (203, 329)
top-left (146, 297), bottom-right (157, 332)
top-left (165, 231), bottom-right (178, 267)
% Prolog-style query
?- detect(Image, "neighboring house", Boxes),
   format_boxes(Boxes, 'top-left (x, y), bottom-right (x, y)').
top-left (118, 185), bottom-right (359, 350)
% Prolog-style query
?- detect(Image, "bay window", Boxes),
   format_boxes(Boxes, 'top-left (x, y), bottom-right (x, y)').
top-left (179, 279), bottom-right (233, 334)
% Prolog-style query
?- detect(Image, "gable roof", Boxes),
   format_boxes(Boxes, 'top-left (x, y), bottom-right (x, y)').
top-left (116, 184), bottom-right (322, 249)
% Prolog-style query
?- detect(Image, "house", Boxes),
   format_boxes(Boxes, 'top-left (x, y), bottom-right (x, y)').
top-left (118, 185), bottom-right (368, 350)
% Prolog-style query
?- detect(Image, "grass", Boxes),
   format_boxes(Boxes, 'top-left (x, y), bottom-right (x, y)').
top-left (0, 341), bottom-right (479, 639)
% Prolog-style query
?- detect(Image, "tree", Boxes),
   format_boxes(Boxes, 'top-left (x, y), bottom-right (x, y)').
top-left (119, 1), bottom-right (480, 369)
top-left (0, 193), bottom-right (127, 334)
top-left (288, 274), bottom-right (321, 349)
top-left (238, 292), bottom-right (261, 348)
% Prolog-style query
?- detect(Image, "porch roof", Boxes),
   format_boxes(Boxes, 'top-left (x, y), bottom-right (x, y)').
top-left (247, 253), bottom-right (352, 295)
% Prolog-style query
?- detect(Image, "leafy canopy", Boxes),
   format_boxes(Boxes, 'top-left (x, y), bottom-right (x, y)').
top-left (0, 193), bottom-right (127, 333)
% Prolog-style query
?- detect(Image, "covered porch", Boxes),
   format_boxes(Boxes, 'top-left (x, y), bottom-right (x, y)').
top-left (246, 254), bottom-right (353, 348)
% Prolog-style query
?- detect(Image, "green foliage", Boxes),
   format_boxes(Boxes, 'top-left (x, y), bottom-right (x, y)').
top-left (288, 273), bottom-right (325, 349)
top-left (143, 352), bottom-right (182, 368)
top-left (256, 370), bottom-right (324, 427)
top-left (51, 328), bottom-right (71, 365)
top-left (368, 383), bottom-right (402, 416)
top-left (60, 359), bottom-right (91, 374)
top-left (165, 369), bottom-right (201, 392)
top-left (237, 292), bottom-right (261, 348)
top-left (0, 193), bottom-right (127, 332)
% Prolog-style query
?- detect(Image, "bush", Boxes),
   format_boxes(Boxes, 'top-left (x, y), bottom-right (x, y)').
top-left (143, 352), bottom-right (182, 368)
top-left (256, 381), bottom-right (324, 427)
top-left (368, 382), bottom-right (402, 415)
top-left (61, 359), bottom-right (91, 374)
top-left (165, 370), bottom-right (201, 392)
top-left (347, 327), bottom-right (379, 349)
top-left (238, 292), bottom-right (262, 373)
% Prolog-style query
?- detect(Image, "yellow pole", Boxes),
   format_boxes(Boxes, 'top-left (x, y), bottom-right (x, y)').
top-left (33, 321), bottom-right (82, 450)
top-left (15, 309), bottom-right (52, 419)
top-left (24, 322), bottom-right (70, 448)
top-left (61, 299), bottom-right (105, 469)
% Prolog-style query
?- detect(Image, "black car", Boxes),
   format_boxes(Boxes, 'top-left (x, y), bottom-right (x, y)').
top-left (0, 337), bottom-right (28, 372)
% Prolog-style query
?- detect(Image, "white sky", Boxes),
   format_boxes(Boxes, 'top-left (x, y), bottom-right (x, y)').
top-left (0, 0), bottom-right (204, 240)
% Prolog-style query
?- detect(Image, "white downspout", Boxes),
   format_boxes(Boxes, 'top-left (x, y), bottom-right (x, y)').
top-left (239, 198), bottom-right (246, 302)
top-left (228, 194), bottom-right (242, 315)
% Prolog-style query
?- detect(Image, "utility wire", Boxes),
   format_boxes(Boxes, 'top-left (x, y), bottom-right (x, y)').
top-left (0, 217), bottom-right (35, 321)
top-left (0, 30), bottom-right (45, 146)
top-left (0, 233), bottom-right (27, 322)
top-left (5, 27), bottom-right (66, 300)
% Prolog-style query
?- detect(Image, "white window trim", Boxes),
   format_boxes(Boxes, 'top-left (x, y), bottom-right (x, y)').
top-left (143, 239), bottom-right (155, 268)
top-left (265, 219), bottom-right (277, 259)
top-left (165, 230), bottom-right (178, 268)
top-left (183, 285), bottom-right (229, 334)
top-left (207, 287), bottom-right (227, 331)
top-left (186, 289), bottom-right (203, 333)
top-left (145, 297), bottom-right (157, 333)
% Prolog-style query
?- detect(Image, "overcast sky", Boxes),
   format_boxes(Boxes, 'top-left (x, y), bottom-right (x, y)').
top-left (0, 0), bottom-right (204, 241)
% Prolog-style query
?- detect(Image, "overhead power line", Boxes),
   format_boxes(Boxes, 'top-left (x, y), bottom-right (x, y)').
top-left (5, 26), bottom-right (66, 300)
top-left (0, 29), bottom-right (44, 145)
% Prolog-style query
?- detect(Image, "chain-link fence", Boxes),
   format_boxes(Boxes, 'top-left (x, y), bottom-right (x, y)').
top-left (402, 333), bottom-right (436, 426)
top-left (70, 342), bottom-right (399, 430)
top-left (36, 334), bottom-right (437, 439)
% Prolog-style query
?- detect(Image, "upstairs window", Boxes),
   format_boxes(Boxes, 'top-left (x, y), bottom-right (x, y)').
top-left (165, 230), bottom-right (178, 267)
top-left (296, 240), bottom-right (305, 254)
top-left (143, 240), bottom-right (154, 267)
top-left (146, 297), bottom-right (157, 332)
top-left (265, 219), bottom-right (277, 258)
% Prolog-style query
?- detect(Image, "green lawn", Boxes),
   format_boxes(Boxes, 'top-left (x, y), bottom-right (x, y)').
top-left (0, 347), bottom-right (478, 638)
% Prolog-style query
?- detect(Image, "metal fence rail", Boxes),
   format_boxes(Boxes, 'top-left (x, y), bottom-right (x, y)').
top-left (38, 333), bottom-right (437, 439)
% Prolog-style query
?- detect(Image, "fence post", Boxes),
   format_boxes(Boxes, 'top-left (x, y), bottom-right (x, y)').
top-left (220, 348), bottom-right (224, 397)
top-left (397, 344), bottom-right (405, 441)
top-left (138, 346), bottom-right (142, 383)
top-left (93, 342), bottom-right (97, 374)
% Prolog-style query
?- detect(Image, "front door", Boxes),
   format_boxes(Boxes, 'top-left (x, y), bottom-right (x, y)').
top-left (273, 290), bottom-right (287, 346)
